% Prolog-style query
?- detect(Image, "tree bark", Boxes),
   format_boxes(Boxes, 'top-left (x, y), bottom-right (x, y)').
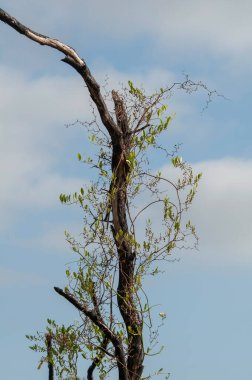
top-left (111, 92), bottom-right (144, 380)
top-left (45, 334), bottom-right (54, 380)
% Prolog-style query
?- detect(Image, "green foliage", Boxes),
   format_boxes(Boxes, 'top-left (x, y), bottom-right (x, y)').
top-left (28, 80), bottom-right (202, 379)
top-left (27, 320), bottom-right (87, 379)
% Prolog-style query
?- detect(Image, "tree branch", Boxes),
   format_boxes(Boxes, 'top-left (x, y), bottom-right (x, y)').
top-left (62, 56), bottom-right (121, 139)
top-left (54, 287), bottom-right (128, 380)
top-left (87, 337), bottom-right (109, 380)
top-left (0, 8), bottom-right (83, 64)
top-left (0, 8), bottom-right (121, 140)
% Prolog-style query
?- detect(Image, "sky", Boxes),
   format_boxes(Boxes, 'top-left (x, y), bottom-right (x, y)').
top-left (1, 1), bottom-right (252, 379)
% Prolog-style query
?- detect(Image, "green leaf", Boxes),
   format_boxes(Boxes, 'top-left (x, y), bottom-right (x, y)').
top-left (171, 156), bottom-right (182, 167)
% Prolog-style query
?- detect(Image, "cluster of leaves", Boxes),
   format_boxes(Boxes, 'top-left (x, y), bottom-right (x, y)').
top-left (27, 320), bottom-right (83, 379)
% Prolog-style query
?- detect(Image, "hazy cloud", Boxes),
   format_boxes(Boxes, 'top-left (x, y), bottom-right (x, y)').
top-left (1, 0), bottom-right (252, 59)
top-left (188, 158), bottom-right (252, 266)
top-left (0, 65), bottom-right (89, 230)
top-left (137, 158), bottom-right (252, 267)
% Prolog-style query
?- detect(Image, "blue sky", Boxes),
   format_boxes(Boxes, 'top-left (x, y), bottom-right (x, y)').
top-left (1, 1), bottom-right (252, 379)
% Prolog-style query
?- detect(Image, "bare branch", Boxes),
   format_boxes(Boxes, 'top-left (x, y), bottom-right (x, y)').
top-left (0, 8), bottom-right (121, 140)
top-left (0, 8), bottom-right (83, 63)
top-left (87, 337), bottom-right (109, 380)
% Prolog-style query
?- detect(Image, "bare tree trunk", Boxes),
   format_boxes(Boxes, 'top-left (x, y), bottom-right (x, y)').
top-left (111, 91), bottom-right (144, 379)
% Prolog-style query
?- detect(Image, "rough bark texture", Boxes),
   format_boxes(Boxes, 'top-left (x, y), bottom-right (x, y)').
top-left (0, 8), bottom-right (144, 379)
top-left (111, 91), bottom-right (144, 380)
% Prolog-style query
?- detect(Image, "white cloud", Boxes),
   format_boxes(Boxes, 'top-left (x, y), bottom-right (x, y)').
top-left (134, 158), bottom-right (252, 267)
top-left (0, 65), bottom-right (90, 230)
top-left (188, 158), bottom-right (252, 266)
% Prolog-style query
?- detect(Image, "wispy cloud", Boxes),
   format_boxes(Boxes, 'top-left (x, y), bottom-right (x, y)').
top-left (1, 0), bottom-right (251, 59)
